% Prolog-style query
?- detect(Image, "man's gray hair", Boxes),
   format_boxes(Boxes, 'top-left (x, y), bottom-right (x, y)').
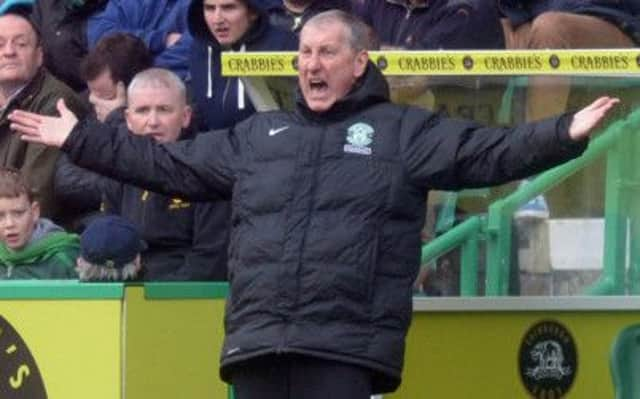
top-left (127, 67), bottom-right (187, 104)
top-left (76, 256), bottom-right (140, 282)
top-left (303, 10), bottom-right (376, 52)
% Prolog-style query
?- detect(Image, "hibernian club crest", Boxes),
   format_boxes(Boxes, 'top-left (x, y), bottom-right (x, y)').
top-left (344, 122), bottom-right (375, 155)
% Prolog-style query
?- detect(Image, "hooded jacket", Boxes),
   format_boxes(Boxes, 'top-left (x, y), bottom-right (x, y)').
top-left (0, 218), bottom-right (79, 279)
top-left (86, 0), bottom-right (193, 80)
top-left (187, 0), bottom-right (298, 130)
top-left (353, 0), bottom-right (505, 49)
top-left (62, 62), bottom-right (586, 393)
top-left (498, 0), bottom-right (640, 44)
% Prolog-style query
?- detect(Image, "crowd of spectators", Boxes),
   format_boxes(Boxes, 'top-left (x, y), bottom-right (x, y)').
top-left (0, 0), bottom-right (639, 282)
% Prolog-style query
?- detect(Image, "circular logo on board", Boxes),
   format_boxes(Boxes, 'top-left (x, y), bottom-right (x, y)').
top-left (0, 315), bottom-right (47, 398)
top-left (463, 55), bottom-right (474, 70)
top-left (376, 56), bottom-right (388, 71)
top-left (519, 320), bottom-right (577, 399)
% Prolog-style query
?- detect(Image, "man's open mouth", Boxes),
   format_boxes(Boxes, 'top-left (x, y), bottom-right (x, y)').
top-left (309, 79), bottom-right (328, 93)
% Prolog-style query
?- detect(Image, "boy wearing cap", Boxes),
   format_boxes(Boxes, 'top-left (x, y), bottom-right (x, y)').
top-left (0, 167), bottom-right (78, 279)
top-left (76, 215), bottom-right (144, 281)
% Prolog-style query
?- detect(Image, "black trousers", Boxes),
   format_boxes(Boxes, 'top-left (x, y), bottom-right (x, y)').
top-left (231, 354), bottom-right (373, 399)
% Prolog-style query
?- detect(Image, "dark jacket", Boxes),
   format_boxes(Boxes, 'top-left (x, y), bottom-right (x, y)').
top-left (498, 0), bottom-right (640, 44)
top-left (54, 153), bottom-right (102, 231)
top-left (352, 0), bottom-right (505, 49)
top-left (0, 68), bottom-right (89, 220)
top-left (55, 111), bottom-right (228, 280)
top-left (53, 107), bottom-right (124, 231)
top-left (62, 62), bottom-right (586, 394)
top-left (30, 0), bottom-right (109, 92)
top-left (86, 0), bottom-right (193, 80)
top-left (187, 0), bottom-right (298, 130)
top-left (0, 219), bottom-right (79, 280)
top-left (101, 171), bottom-right (229, 281)
top-left (266, 0), bottom-right (352, 33)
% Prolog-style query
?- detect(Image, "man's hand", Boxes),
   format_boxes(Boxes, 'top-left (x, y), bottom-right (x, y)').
top-left (166, 32), bottom-right (182, 47)
top-left (569, 96), bottom-right (620, 141)
top-left (8, 98), bottom-right (78, 148)
top-left (90, 81), bottom-right (126, 122)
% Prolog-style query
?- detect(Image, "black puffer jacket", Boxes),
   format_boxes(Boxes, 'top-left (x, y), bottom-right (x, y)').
top-left (62, 63), bottom-right (586, 393)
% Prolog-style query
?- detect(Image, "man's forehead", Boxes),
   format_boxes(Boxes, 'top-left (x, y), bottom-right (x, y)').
top-left (0, 13), bottom-right (37, 37)
top-left (128, 86), bottom-right (183, 106)
top-left (300, 21), bottom-right (347, 45)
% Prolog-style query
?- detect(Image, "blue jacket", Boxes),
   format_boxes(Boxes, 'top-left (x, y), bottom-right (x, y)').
top-left (187, 0), bottom-right (298, 130)
top-left (87, 0), bottom-right (193, 80)
top-left (352, 0), bottom-right (505, 49)
top-left (498, 0), bottom-right (640, 44)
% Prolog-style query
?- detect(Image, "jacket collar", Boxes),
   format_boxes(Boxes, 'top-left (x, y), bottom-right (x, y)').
top-left (0, 67), bottom-right (46, 120)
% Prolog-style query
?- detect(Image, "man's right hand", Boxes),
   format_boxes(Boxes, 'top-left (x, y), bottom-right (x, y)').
top-left (9, 98), bottom-right (78, 148)
top-left (90, 81), bottom-right (126, 122)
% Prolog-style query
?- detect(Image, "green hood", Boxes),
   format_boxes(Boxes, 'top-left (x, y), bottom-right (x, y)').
top-left (0, 231), bottom-right (79, 268)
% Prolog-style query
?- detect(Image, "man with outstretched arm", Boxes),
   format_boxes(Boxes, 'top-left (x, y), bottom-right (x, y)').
top-left (9, 10), bottom-right (618, 399)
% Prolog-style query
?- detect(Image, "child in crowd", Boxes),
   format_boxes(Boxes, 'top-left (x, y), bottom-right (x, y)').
top-left (0, 168), bottom-right (79, 279)
top-left (76, 215), bottom-right (145, 282)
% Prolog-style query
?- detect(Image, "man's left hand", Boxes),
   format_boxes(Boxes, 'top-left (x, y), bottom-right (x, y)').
top-left (569, 96), bottom-right (620, 141)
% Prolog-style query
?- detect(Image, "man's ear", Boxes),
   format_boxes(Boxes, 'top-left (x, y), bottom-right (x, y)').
top-left (124, 108), bottom-right (134, 131)
top-left (182, 105), bottom-right (193, 129)
top-left (35, 45), bottom-right (43, 68)
top-left (31, 200), bottom-right (40, 221)
top-left (354, 50), bottom-right (368, 78)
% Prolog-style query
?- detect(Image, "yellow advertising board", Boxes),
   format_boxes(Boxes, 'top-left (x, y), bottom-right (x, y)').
top-left (391, 297), bottom-right (640, 399)
top-left (3, 282), bottom-right (639, 399)
top-left (0, 281), bottom-right (230, 399)
top-left (0, 281), bottom-right (123, 399)
top-left (222, 49), bottom-right (640, 77)
top-left (123, 283), bottom-right (229, 399)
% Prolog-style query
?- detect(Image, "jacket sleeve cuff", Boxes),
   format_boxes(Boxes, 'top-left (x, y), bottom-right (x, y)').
top-left (556, 112), bottom-right (589, 154)
top-left (61, 117), bottom-right (90, 154)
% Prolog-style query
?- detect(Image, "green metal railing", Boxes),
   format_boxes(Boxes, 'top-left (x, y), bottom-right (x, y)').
top-left (420, 109), bottom-right (640, 296)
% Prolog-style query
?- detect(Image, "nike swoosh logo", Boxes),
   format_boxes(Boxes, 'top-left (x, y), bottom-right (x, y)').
top-left (268, 126), bottom-right (290, 136)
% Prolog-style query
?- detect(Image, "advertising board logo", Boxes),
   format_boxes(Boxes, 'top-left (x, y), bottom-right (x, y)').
top-left (0, 315), bottom-right (47, 398)
top-left (519, 320), bottom-right (577, 399)
top-left (463, 55), bottom-right (474, 70)
top-left (376, 56), bottom-right (388, 71)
